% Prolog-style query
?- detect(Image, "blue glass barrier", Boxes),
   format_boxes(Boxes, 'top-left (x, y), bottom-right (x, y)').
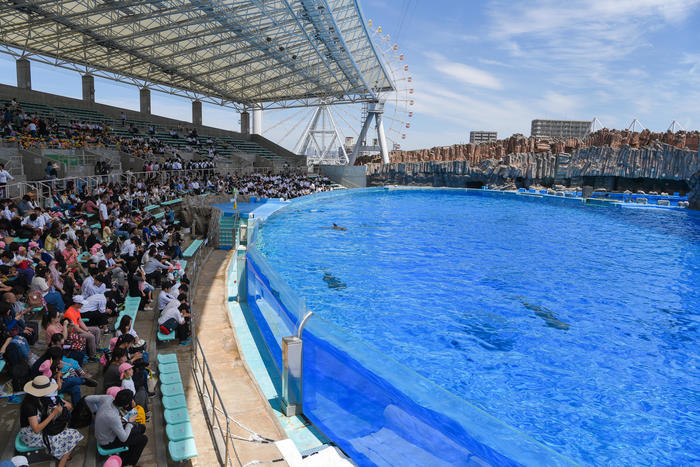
top-left (244, 191), bottom-right (575, 467)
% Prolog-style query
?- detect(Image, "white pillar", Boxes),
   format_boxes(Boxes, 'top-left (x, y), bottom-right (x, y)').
top-left (252, 108), bottom-right (263, 135)
top-left (375, 112), bottom-right (390, 164)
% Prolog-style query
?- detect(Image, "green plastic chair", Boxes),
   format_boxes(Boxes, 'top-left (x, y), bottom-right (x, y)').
top-left (15, 433), bottom-right (41, 453)
top-left (158, 353), bottom-right (178, 364)
top-left (158, 362), bottom-right (179, 374)
top-left (164, 407), bottom-right (190, 425)
top-left (161, 383), bottom-right (184, 397)
top-left (169, 438), bottom-right (197, 461)
top-left (162, 394), bottom-right (187, 410)
top-left (157, 331), bottom-right (176, 342)
top-left (166, 422), bottom-right (194, 442)
top-left (160, 372), bottom-right (182, 386)
top-left (97, 444), bottom-right (128, 456)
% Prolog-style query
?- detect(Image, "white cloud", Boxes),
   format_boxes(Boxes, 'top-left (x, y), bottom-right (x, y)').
top-left (424, 52), bottom-right (503, 90)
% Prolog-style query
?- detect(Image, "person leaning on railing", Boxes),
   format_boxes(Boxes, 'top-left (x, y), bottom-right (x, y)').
top-left (0, 163), bottom-right (14, 198)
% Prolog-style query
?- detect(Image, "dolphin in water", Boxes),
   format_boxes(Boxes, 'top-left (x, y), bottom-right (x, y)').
top-left (521, 300), bottom-right (570, 330)
top-left (320, 223), bottom-right (347, 231)
top-left (322, 270), bottom-right (347, 290)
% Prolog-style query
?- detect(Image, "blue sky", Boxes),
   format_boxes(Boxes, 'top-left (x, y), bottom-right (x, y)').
top-left (1, 0), bottom-right (699, 151)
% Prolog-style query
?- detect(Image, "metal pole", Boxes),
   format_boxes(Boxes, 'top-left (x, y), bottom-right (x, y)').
top-left (281, 311), bottom-right (313, 416)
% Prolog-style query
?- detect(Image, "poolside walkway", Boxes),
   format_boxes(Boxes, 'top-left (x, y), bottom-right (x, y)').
top-left (187, 249), bottom-right (288, 465)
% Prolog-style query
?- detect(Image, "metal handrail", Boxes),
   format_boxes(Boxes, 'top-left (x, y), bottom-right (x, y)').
top-left (192, 336), bottom-right (241, 466)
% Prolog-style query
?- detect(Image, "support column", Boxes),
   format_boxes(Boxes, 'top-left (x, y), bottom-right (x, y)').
top-left (349, 105), bottom-right (375, 165)
top-left (16, 58), bottom-right (31, 90)
top-left (252, 108), bottom-right (263, 135)
top-left (240, 111), bottom-right (250, 136)
top-left (139, 88), bottom-right (151, 115)
top-left (192, 100), bottom-right (202, 126)
top-left (82, 74), bottom-right (95, 103)
top-left (375, 111), bottom-right (390, 164)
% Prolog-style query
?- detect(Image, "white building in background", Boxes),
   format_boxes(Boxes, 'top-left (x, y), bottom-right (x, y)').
top-left (469, 131), bottom-right (498, 144)
top-left (530, 119), bottom-right (592, 139)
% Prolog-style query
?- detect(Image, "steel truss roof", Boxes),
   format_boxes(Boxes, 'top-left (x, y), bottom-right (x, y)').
top-left (0, 0), bottom-right (394, 110)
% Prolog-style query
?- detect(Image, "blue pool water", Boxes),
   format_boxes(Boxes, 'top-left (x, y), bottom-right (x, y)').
top-left (256, 189), bottom-right (700, 465)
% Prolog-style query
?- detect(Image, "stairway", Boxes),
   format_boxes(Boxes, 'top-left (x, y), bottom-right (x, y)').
top-left (219, 214), bottom-right (236, 249)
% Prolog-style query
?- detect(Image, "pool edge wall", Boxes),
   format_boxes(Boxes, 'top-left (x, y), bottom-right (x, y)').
top-left (243, 188), bottom-right (577, 467)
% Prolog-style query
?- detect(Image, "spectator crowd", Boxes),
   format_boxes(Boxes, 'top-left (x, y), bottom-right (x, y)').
top-left (0, 165), bottom-right (333, 465)
top-left (2, 98), bottom-right (226, 161)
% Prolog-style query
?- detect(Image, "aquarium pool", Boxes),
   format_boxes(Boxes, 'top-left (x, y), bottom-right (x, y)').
top-left (254, 188), bottom-right (700, 465)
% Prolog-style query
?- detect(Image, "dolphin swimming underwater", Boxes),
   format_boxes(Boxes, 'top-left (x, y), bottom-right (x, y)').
top-left (521, 300), bottom-right (570, 330)
top-left (322, 270), bottom-right (347, 289)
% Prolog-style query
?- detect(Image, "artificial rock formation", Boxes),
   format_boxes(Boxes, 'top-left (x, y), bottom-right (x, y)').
top-left (357, 129), bottom-right (700, 165)
top-left (689, 171), bottom-right (700, 210)
top-left (366, 143), bottom-right (700, 193)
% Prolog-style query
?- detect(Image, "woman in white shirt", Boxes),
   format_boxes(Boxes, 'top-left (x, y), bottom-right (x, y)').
top-left (115, 315), bottom-right (142, 346)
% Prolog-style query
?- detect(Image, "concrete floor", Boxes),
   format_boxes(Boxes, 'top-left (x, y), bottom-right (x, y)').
top-left (182, 249), bottom-right (287, 466)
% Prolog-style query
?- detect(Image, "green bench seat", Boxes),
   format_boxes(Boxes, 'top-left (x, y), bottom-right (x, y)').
top-left (164, 406), bottom-right (189, 424)
top-left (169, 438), bottom-right (197, 461)
top-left (182, 239), bottom-right (204, 258)
top-left (144, 204), bottom-right (159, 211)
top-left (162, 394), bottom-right (187, 410)
top-left (157, 331), bottom-right (176, 342)
top-left (166, 422), bottom-right (194, 442)
top-left (161, 198), bottom-right (182, 206)
top-left (15, 433), bottom-right (42, 454)
top-left (158, 362), bottom-right (179, 374)
top-left (97, 444), bottom-right (129, 456)
top-left (160, 372), bottom-right (182, 386)
top-left (153, 212), bottom-right (164, 219)
top-left (90, 223), bottom-right (101, 229)
top-left (157, 353), bottom-right (178, 364)
top-left (161, 383), bottom-right (184, 398)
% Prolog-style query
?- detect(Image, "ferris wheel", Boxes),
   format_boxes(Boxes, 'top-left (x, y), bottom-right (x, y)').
top-left (260, 21), bottom-right (414, 165)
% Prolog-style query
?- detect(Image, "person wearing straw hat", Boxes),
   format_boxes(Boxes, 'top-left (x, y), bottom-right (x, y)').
top-left (18, 375), bottom-right (83, 467)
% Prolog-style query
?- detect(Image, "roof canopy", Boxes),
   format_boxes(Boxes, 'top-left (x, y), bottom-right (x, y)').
top-left (0, 0), bottom-right (394, 109)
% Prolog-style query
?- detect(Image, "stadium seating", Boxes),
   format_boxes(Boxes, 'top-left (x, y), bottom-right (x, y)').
top-left (2, 95), bottom-right (298, 165)
top-left (182, 239), bottom-right (204, 258)
top-left (97, 444), bottom-right (129, 457)
top-left (158, 353), bottom-right (198, 462)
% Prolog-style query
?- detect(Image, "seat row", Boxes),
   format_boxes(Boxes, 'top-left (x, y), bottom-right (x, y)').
top-left (157, 353), bottom-right (198, 461)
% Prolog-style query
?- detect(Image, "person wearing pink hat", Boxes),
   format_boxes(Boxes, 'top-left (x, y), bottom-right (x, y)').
top-left (119, 362), bottom-right (147, 425)
top-left (119, 363), bottom-right (135, 394)
top-left (103, 455), bottom-right (122, 467)
top-left (106, 386), bottom-right (121, 399)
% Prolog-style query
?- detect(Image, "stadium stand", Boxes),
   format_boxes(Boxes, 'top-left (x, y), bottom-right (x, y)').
top-left (0, 161), bottom-right (331, 465)
top-left (0, 85), bottom-right (305, 173)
